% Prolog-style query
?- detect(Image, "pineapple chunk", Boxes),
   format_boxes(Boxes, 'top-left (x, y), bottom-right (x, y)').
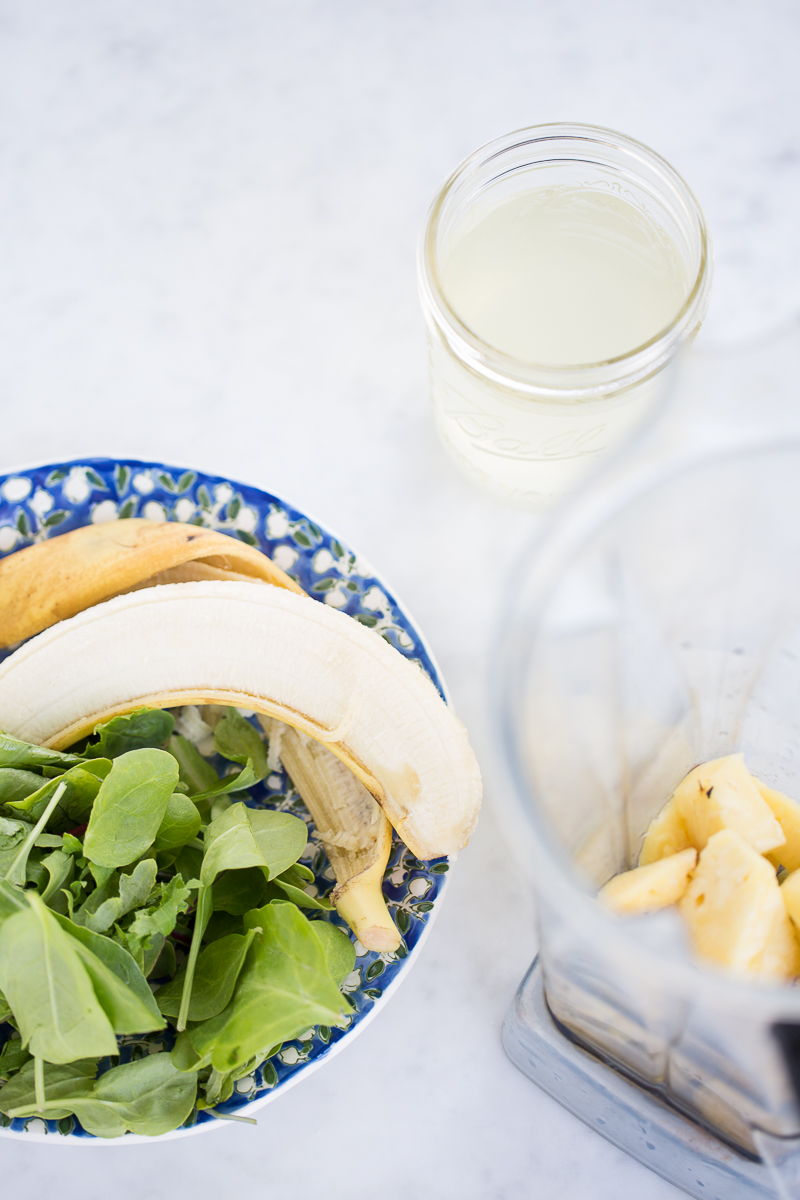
top-left (680, 829), bottom-right (800, 981)
top-left (639, 798), bottom-right (692, 865)
top-left (599, 848), bottom-right (697, 915)
top-left (672, 753), bottom-right (785, 855)
top-left (781, 868), bottom-right (800, 930)
top-left (757, 779), bottom-right (800, 872)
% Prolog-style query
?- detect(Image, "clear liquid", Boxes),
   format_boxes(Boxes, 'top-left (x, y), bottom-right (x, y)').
top-left (440, 187), bottom-right (691, 367)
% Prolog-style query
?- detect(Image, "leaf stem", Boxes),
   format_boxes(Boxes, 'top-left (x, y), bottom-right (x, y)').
top-left (34, 1056), bottom-right (45, 1112)
top-left (3, 781), bottom-right (67, 884)
top-left (205, 1108), bottom-right (258, 1126)
top-left (176, 885), bottom-right (210, 1031)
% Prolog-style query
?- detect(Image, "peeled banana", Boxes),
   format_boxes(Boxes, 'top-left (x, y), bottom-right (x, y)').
top-left (0, 517), bottom-right (302, 647)
top-left (267, 719), bottom-right (401, 952)
top-left (0, 581), bottom-right (482, 860)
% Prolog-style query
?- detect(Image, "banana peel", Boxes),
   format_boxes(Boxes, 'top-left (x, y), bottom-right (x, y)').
top-left (0, 580), bottom-right (482, 860)
top-left (267, 719), bottom-right (401, 952)
top-left (0, 518), bottom-right (302, 647)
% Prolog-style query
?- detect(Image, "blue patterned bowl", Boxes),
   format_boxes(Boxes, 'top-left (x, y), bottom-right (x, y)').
top-left (0, 457), bottom-right (451, 1144)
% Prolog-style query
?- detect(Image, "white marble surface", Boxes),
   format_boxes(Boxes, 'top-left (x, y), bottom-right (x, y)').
top-left (1, 2), bottom-right (799, 1196)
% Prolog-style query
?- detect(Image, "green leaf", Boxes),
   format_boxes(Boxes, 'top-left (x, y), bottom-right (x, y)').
top-left (157, 472), bottom-right (177, 492)
top-left (177, 471), bottom-right (196, 493)
top-left (83, 709), bottom-right (175, 760)
top-left (212, 866), bottom-right (268, 915)
top-left (312, 578), bottom-right (336, 592)
top-left (294, 531), bottom-right (311, 548)
top-left (47, 468), bottom-right (67, 484)
top-left (187, 902), bottom-right (350, 1074)
top-left (431, 862), bottom-right (449, 874)
top-left (39, 850), bottom-right (74, 909)
top-left (354, 614), bottom-right (378, 628)
top-left (0, 1058), bottom-right (97, 1120)
top-left (0, 768), bottom-right (46, 808)
top-left (65, 935), bottom-right (165, 1035)
top-left (3, 1054), bottom-right (197, 1138)
top-left (202, 805), bottom-right (308, 888)
top-left (0, 1037), bottom-right (31, 1082)
top-left (309, 921), bottom-right (356, 986)
top-left (396, 909), bottom-right (410, 934)
top-left (80, 859), bottom-right (158, 934)
top-left (84, 749), bottom-right (179, 867)
top-left (127, 873), bottom-right (196, 943)
top-left (269, 873), bottom-right (332, 911)
top-left (54, 912), bottom-right (163, 1022)
top-left (156, 930), bottom-right (256, 1021)
top-left (85, 469), bottom-right (106, 489)
top-left (3, 763), bottom-right (110, 832)
top-left (114, 464), bottom-right (129, 496)
top-left (214, 710), bottom-right (267, 781)
top-left (331, 540), bottom-right (344, 558)
top-left (0, 894), bottom-right (119, 1062)
top-left (226, 495), bottom-right (241, 520)
top-left (202, 910), bottom-right (243, 943)
top-left (0, 733), bottom-right (83, 772)
top-left (16, 512), bottom-right (29, 537)
top-left (197, 485), bottom-right (212, 511)
top-left (365, 959), bottom-right (384, 980)
top-left (152, 794), bottom-right (201, 854)
top-left (167, 735), bottom-right (218, 795)
top-left (118, 498), bottom-right (137, 520)
top-left (236, 530), bottom-right (257, 547)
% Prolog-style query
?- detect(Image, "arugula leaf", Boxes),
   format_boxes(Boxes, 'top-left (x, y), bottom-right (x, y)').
top-left (167, 735), bottom-right (218, 796)
top-left (156, 930), bottom-right (256, 1022)
top-left (308, 921), bottom-right (356, 986)
top-left (184, 902), bottom-right (350, 1074)
top-left (0, 893), bottom-right (119, 1062)
top-left (83, 709), bottom-right (176, 760)
top-left (152, 794), bottom-right (201, 853)
top-left (0, 1058), bottom-right (97, 1120)
top-left (0, 733), bottom-right (84, 772)
top-left (0, 768), bottom-right (47, 807)
top-left (127, 874), bottom-right (197, 943)
top-left (78, 859), bottom-right (158, 934)
top-left (83, 749), bottom-right (179, 868)
top-left (1, 1053), bottom-right (196, 1138)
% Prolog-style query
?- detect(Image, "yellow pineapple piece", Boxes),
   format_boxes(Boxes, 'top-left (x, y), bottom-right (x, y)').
top-left (672, 753), bottom-right (785, 855)
top-left (757, 779), bottom-right (800, 873)
top-left (639, 798), bottom-right (692, 865)
top-left (680, 829), bottom-right (799, 981)
top-left (781, 868), bottom-right (800, 931)
top-left (599, 848), bottom-right (697, 915)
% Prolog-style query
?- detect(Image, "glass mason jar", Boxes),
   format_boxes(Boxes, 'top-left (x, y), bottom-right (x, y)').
top-left (418, 123), bottom-right (712, 510)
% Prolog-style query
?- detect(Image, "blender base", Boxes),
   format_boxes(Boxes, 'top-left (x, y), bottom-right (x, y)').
top-left (502, 958), bottom-right (783, 1200)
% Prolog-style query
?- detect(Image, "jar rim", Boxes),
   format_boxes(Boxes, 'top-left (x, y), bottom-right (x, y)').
top-left (418, 122), bottom-right (713, 400)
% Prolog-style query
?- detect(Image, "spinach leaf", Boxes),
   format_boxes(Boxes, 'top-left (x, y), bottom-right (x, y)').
top-left (78, 859), bottom-right (158, 934)
top-left (211, 866), bottom-right (267, 915)
top-left (0, 1036), bottom-right (30, 1081)
top-left (185, 902), bottom-right (350, 1074)
top-left (53, 913), bottom-right (163, 1022)
top-left (214, 710), bottom-right (268, 780)
top-left (39, 850), bottom-right (75, 909)
top-left (83, 749), bottom-right (179, 868)
top-left (0, 894), bottom-right (119, 1062)
top-left (0, 1058), bottom-right (97, 1120)
top-left (269, 864), bottom-right (332, 911)
top-left (152, 794), bottom-right (201, 853)
top-left (0, 991), bottom-right (12, 1025)
top-left (176, 805), bottom-right (307, 1029)
top-left (0, 768), bottom-right (46, 807)
top-left (3, 780), bottom-right (68, 886)
top-left (202, 910), bottom-right (243, 944)
top-left (156, 930), bottom-right (256, 1022)
top-left (0, 733), bottom-right (84, 772)
top-left (83, 709), bottom-right (176, 760)
top-left (67, 940), bottom-right (165, 1035)
top-left (1, 1054), bottom-right (195, 1137)
top-left (167, 735), bottom-right (218, 796)
top-left (0, 816), bottom-right (33, 879)
top-left (4, 764), bottom-right (109, 831)
top-left (71, 1053), bottom-right (197, 1138)
top-left (309, 921), bottom-right (356, 986)
top-left (202, 805), bottom-right (308, 887)
top-left (0, 880), bottom-right (26, 922)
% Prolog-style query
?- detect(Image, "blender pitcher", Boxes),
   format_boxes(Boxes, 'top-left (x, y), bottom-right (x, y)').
top-left (496, 328), bottom-right (800, 1199)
